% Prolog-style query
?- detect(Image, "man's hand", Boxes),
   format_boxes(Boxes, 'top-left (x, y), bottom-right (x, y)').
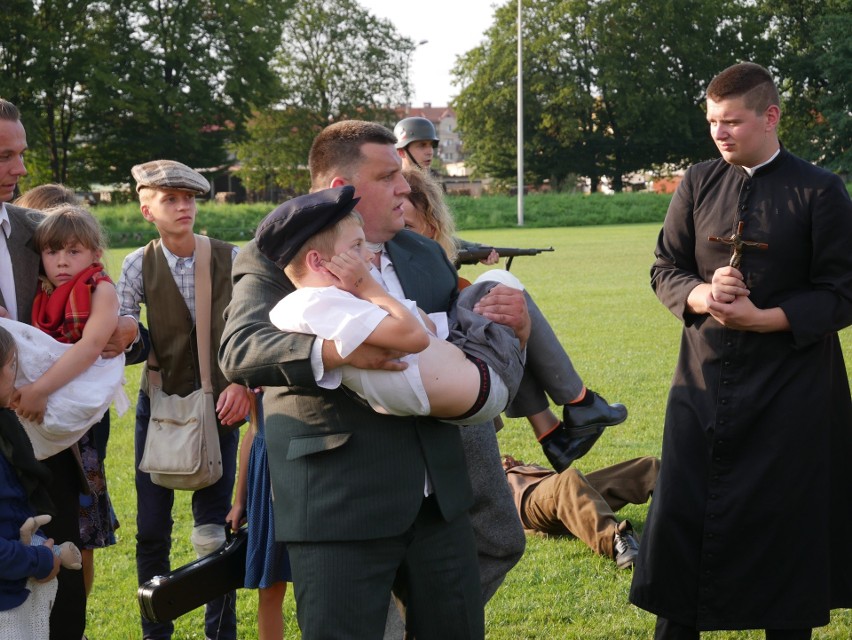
top-left (472, 284), bottom-right (531, 347)
top-left (705, 294), bottom-right (790, 333)
top-left (0, 305), bottom-right (9, 319)
top-left (216, 383), bottom-right (252, 427)
top-left (479, 249), bottom-right (500, 266)
top-left (101, 316), bottom-right (138, 358)
top-left (710, 266), bottom-right (749, 303)
top-left (501, 454), bottom-right (524, 471)
top-left (321, 339), bottom-right (408, 372)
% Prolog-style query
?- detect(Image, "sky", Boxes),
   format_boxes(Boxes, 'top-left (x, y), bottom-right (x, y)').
top-left (357, 0), bottom-right (501, 107)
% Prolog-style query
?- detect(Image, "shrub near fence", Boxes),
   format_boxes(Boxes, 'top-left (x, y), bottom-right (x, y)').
top-left (449, 192), bottom-right (672, 230)
top-left (92, 193), bottom-right (674, 248)
top-left (90, 184), bottom-right (852, 248)
top-left (95, 201), bottom-right (278, 247)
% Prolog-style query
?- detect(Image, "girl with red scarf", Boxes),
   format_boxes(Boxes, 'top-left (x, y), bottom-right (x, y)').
top-left (12, 204), bottom-right (120, 616)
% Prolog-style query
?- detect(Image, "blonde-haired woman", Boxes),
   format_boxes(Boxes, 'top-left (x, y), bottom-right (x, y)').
top-left (400, 167), bottom-right (628, 471)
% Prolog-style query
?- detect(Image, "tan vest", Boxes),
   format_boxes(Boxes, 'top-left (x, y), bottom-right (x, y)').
top-left (140, 238), bottom-right (234, 400)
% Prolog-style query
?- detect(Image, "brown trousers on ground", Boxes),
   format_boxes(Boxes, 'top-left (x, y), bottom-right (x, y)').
top-left (521, 456), bottom-right (659, 558)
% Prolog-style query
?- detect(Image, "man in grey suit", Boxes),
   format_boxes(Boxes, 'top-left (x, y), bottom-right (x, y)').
top-left (0, 98), bottom-right (139, 640)
top-left (220, 120), bottom-right (529, 638)
top-left (1, 97), bottom-right (92, 640)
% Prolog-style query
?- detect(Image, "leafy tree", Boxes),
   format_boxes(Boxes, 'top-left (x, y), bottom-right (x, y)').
top-left (764, 0), bottom-right (852, 173)
top-left (77, 0), bottom-right (292, 188)
top-left (2, 0), bottom-right (291, 189)
top-left (231, 107), bottom-right (317, 197)
top-left (453, 0), bottom-right (771, 191)
top-left (812, 11), bottom-right (852, 173)
top-left (586, 0), bottom-right (769, 189)
top-left (451, 3), bottom-right (524, 189)
top-left (233, 0), bottom-right (413, 194)
top-left (0, 0), bottom-right (104, 187)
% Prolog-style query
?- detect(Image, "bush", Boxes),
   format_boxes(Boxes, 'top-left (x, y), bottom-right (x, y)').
top-left (94, 193), bottom-right (674, 247)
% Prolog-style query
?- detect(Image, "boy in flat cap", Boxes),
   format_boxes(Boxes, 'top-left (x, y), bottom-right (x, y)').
top-left (117, 159), bottom-right (252, 640)
top-left (256, 186), bottom-right (526, 424)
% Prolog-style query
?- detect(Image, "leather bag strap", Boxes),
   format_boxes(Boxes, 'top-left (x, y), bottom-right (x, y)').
top-left (193, 234), bottom-right (213, 393)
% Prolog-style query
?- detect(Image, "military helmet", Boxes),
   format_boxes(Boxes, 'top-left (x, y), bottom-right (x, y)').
top-left (394, 117), bottom-right (439, 149)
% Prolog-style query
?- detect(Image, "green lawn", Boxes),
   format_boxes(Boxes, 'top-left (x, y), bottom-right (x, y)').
top-left (90, 224), bottom-right (852, 639)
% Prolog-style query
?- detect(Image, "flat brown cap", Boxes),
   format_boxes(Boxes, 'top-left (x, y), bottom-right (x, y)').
top-left (131, 160), bottom-right (210, 195)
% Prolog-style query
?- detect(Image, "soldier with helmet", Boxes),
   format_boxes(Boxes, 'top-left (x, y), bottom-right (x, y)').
top-left (394, 116), bottom-right (439, 170)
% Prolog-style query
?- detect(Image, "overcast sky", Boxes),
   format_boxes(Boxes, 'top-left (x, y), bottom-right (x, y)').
top-left (357, 0), bottom-right (501, 107)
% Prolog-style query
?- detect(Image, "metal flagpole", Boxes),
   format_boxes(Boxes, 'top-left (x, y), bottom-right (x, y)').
top-left (517, 0), bottom-right (524, 226)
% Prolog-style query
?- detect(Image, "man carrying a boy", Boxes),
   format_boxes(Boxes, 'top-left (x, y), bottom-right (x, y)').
top-left (117, 160), bottom-right (251, 640)
top-left (220, 121), bottom-right (530, 638)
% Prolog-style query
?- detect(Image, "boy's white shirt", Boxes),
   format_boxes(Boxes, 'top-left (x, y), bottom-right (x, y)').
top-left (298, 252), bottom-right (445, 498)
top-left (270, 286), bottom-right (447, 360)
top-left (309, 253), bottom-right (410, 388)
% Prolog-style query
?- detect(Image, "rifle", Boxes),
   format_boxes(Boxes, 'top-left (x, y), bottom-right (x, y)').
top-left (455, 246), bottom-right (555, 271)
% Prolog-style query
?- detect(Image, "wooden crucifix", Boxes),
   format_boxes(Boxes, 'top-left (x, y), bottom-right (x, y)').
top-left (709, 220), bottom-right (768, 269)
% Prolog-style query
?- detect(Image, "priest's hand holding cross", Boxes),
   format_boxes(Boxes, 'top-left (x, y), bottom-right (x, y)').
top-left (706, 220), bottom-right (768, 307)
top-left (700, 223), bottom-right (788, 332)
top-left (709, 220), bottom-right (769, 269)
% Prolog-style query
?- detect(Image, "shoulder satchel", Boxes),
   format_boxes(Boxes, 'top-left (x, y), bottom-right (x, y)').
top-left (138, 235), bottom-right (223, 490)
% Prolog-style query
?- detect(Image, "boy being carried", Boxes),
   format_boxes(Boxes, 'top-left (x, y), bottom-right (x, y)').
top-left (255, 186), bottom-right (526, 425)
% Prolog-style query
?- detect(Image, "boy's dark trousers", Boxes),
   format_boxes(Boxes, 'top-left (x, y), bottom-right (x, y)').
top-left (133, 390), bottom-right (239, 640)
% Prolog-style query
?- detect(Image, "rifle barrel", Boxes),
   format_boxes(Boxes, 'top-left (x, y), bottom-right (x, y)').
top-left (454, 246), bottom-right (554, 269)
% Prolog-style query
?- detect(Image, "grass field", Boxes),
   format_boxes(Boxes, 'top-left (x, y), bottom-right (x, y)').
top-left (88, 224), bottom-right (852, 639)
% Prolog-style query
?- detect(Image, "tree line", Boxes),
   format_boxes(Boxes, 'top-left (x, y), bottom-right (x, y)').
top-left (453, 0), bottom-right (851, 191)
top-left (1, 0), bottom-right (849, 197)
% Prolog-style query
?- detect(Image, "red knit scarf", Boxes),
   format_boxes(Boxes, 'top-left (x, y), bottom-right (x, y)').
top-left (31, 263), bottom-right (113, 344)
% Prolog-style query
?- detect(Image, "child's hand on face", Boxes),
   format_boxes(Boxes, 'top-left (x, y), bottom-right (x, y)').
top-left (325, 249), bottom-right (376, 296)
top-left (12, 383), bottom-right (47, 423)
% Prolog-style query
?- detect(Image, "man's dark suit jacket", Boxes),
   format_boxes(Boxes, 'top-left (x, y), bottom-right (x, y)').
top-left (220, 230), bottom-right (473, 542)
top-left (1, 204), bottom-right (41, 318)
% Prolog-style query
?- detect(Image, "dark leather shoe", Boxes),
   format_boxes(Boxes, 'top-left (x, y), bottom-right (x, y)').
top-left (613, 520), bottom-right (640, 569)
top-left (563, 390), bottom-right (628, 437)
top-left (540, 423), bottom-right (605, 473)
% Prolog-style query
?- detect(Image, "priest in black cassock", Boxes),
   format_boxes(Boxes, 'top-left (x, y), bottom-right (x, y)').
top-left (630, 62), bottom-right (852, 639)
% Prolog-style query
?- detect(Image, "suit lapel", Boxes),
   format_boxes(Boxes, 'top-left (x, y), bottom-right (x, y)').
top-left (5, 205), bottom-right (41, 323)
top-left (387, 238), bottom-right (437, 311)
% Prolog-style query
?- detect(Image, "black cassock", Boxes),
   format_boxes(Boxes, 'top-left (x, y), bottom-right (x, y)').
top-left (630, 148), bottom-right (852, 630)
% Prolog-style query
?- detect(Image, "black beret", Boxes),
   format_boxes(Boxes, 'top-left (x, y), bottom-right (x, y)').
top-left (255, 186), bottom-right (360, 269)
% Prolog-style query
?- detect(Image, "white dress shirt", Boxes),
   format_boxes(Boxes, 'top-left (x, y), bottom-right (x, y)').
top-left (0, 203), bottom-right (19, 321)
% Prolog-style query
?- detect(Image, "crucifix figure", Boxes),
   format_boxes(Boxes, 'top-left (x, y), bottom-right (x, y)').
top-left (709, 220), bottom-right (768, 269)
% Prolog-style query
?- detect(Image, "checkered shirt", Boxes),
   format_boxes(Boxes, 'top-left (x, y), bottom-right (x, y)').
top-left (117, 242), bottom-right (238, 324)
